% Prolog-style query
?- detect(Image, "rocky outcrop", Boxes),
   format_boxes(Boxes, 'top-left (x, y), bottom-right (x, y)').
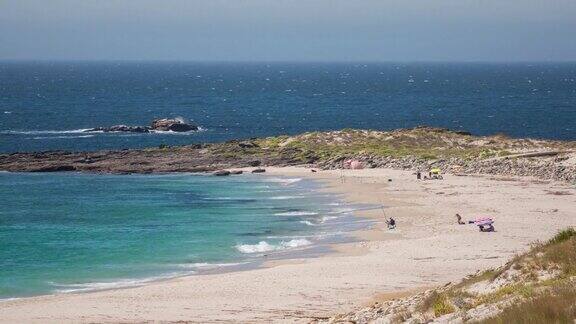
top-left (87, 125), bottom-right (150, 133)
top-left (85, 118), bottom-right (198, 133)
top-left (151, 118), bottom-right (198, 132)
top-left (1, 127), bottom-right (574, 182)
top-left (315, 153), bottom-right (576, 183)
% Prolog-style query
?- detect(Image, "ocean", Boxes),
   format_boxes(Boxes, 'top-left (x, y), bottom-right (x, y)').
top-left (1, 62), bottom-right (575, 299)
top-left (0, 172), bottom-right (366, 298)
top-left (1, 62), bottom-right (575, 153)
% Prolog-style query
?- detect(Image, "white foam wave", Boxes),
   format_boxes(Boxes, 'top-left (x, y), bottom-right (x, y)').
top-left (1, 126), bottom-right (205, 136)
top-left (235, 239), bottom-right (312, 254)
top-left (173, 262), bottom-right (245, 270)
top-left (263, 177), bottom-right (303, 185)
top-left (1, 129), bottom-right (92, 135)
top-left (267, 195), bottom-right (301, 200)
top-left (149, 126), bottom-right (206, 135)
top-left (299, 215), bottom-right (339, 226)
top-left (275, 211), bottom-right (318, 216)
top-left (321, 216), bottom-right (339, 222)
top-left (31, 135), bottom-right (95, 140)
top-left (51, 272), bottom-right (189, 293)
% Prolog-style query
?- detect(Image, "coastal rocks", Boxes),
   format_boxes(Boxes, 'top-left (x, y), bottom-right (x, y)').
top-left (88, 125), bottom-right (150, 133)
top-left (213, 170), bottom-right (243, 176)
top-left (33, 165), bottom-right (77, 172)
top-left (151, 118), bottom-right (198, 132)
top-left (238, 141), bottom-right (259, 149)
top-left (251, 168), bottom-right (266, 173)
top-left (85, 118), bottom-right (198, 133)
top-left (315, 152), bottom-right (576, 183)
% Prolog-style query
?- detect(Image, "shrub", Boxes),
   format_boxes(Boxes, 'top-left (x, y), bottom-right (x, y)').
top-left (481, 286), bottom-right (576, 324)
top-left (433, 293), bottom-right (456, 317)
top-left (548, 228), bottom-right (576, 245)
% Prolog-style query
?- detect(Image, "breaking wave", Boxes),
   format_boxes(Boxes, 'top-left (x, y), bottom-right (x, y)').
top-left (263, 177), bottom-right (303, 185)
top-left (1, 126), bottom-right (204, 136)
top-left (274, 211), bottom-right (318, 216)
top-left (235, 239), bottom-right (312, 254)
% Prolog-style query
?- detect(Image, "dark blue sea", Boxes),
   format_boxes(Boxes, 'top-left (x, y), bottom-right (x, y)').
top-left (1, 62), bottom-right (575, 153)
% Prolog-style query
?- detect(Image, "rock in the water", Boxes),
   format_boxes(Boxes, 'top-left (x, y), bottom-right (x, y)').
top-left (87, 125), bottom-right (150, 133)
top-left (251, 168), bottom-right (266, 173)
top-left (85, 118), bottom-right (198, 133)
top-left (151, 118), bottom-right (198, 132)
top-left (230, 170), bottom-right (243, 175)
top-left (213, 170), bottom-right (231, 176)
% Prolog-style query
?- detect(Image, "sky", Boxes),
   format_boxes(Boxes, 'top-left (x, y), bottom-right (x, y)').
top-left (1, 0), bottom-right (575, 62)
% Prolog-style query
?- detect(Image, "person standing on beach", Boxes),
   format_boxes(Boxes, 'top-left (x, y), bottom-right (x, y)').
top-left (456, 213), bottom-right (465, 225)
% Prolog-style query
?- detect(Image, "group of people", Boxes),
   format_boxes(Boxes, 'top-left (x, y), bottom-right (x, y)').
top-left (416, 169), bottom-right (443, 180)
top-left (383, 214), bottom-right (494, 232)
top-left (456, 213), bottom-right (495, 232)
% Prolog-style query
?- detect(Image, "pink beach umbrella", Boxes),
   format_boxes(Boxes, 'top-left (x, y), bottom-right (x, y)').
top-left (474, 217), bottom-right (494, 225)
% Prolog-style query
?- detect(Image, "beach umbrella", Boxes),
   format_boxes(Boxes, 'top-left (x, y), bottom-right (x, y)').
top-left (474, 217), bottom-right (494, 225)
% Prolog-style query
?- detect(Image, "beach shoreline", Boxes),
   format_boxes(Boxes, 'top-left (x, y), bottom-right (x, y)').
top-left (1, 166), bottom-right (575, 323)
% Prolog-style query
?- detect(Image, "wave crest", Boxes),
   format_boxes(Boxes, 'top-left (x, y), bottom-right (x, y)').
top-left (235, 239), bottom-right (312, 254)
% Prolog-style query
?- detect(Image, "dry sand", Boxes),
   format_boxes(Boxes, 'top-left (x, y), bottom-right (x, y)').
top-left (1, 167), bottom-right (575, 323)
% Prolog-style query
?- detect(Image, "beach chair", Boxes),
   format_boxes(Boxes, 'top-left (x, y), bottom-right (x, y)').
top-left (474, 217), bottom-right (495, 232)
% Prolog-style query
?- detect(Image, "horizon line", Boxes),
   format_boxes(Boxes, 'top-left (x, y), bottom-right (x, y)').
top-left (1, 59), bottom-right (576, 64)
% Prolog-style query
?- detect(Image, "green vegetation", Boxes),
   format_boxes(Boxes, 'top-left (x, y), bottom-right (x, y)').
top-left (252, 128), bottom-right (519, 164)
top-left (547, 228), bottom-right (576, 245)
top-left (432, 293), bottom-right (456, 317)
top-left (481, 287), bottom-right (576, 324)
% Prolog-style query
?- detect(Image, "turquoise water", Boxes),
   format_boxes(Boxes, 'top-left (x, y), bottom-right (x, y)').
top-left (0, 172), bottom-right (362, 299)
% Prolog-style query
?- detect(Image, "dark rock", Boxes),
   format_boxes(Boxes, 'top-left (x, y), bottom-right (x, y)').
top-left (248, 160), bottom-right (261, 167)
top-left (213, 170), bottom-right (231, 176)
top-left (31, 165), bottom-right (76, 172)
top-left (87, 125), bottom-right (151, 133)
top-left (251, 168), bottom-right (266, 173)
top-left (151, 118), bottom-right (198, 132)
top-left (85, 118), bottom-right (198, 133)
top-left (230, 170), bottom-right (243, 175)
top-left (239, 141), bottom-right (259, 149)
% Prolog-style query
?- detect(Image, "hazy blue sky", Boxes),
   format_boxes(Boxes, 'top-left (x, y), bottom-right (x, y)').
top-left (1, 0), bottom-right (575, 61)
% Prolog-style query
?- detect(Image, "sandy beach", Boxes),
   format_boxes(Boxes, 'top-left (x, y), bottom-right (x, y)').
top-left (1, 167), bottom-right (575, 323)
